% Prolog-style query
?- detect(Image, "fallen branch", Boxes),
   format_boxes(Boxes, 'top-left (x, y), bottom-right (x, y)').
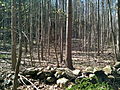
top-left (18, 74), bottom-right (39, 90)
top-left (19, 75), bottom-right (31, 90)
top-left (19, 75), bottom-right (27, 86)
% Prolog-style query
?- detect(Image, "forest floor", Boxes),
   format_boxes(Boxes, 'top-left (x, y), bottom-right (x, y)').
top-left (0, 44), bottom-right (116, 90)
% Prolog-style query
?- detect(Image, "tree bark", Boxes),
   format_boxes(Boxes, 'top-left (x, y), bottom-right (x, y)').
top-left (12, 0), bottom-right (22, 89)
top-left (117, 0), bottom-right (120, 61)
top-left (66, 0), bottom-right (74, 70)
top-left (11, 0), bottom-right (17, 70)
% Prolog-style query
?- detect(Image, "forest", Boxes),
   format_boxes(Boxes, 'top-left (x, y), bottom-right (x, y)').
top-left (0, 0), bottom-right (120, 90)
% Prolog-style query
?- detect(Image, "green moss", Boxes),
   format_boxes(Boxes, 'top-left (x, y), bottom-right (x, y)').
top-left (0, 54), bottom-right (8, 58)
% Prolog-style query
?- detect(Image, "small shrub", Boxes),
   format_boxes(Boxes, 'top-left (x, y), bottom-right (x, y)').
top-left (66, 76), bottom-right (114, 90)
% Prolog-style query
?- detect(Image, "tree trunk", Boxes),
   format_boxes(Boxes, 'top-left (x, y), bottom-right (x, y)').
top-left (108, 0), bottom-right (117, 62)
top-left (12, 0), bottom-right (22, 89)
top-left (65, 0), bottom-right (74, 70)
top-left (29, 0), bottom-right (33, 66)
top-left (11, 0), bottom-right (17, 70)
top-left (37, 2), bottom-right (41, 64)
top-left (97, 0), bottom-right (100, 55)
top-left (117, 0), bottom-right (120, 61)
top-left (41, 0), bottom-right (44, 61)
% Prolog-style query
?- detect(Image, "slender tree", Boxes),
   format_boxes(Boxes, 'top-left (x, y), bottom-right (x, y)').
top-left (97, 0), bottom-right (100, 55)
top-left (66, 0), bottom-right (74, 69)
top-left (13, 0), bottom-right (22, 89)
top-left (41, 0), bottom-right (44, 61)
top-left (117, 0), bottom-right (120, 61)
top-left (37, 2), bottom-right (41, 64)
top-left (11, 0), bottom-right (17, 70)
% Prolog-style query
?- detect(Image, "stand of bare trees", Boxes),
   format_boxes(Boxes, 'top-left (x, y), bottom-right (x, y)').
top-left (0, 0), bottom-right (120, 88)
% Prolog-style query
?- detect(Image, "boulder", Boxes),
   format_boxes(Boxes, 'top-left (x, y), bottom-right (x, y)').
top-left (89, 74), bottom-right (95, 78)
top-left (54, 71), bottom-right (63, 79)
top-left (72, 69), bottom-right (81, 76)
top-left (83, 67), bottom-right (95, 77)
top-left (57, 77), bottom-right (69, 87)
top-left (93, 67), bottom-right (102, 73)
top-left (22, 67), bottom-right (39, 77)
top-left (37, 70), bottom-right (56, 83)
top-left (37, 71), bottom-right (46, 82)
top-left (94, 70), bottom-right (108, 82)
top-left (44, 71), bottom-right (55, 77)
top-left (84, 67), bottom-right (94, 73)
top-left (55, 68), bottom-right (76, 81)
top-left (103, 65), bottom-right (112, 75)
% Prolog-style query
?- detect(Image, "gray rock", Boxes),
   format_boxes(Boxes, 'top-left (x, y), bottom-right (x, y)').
top-left (72, 69), bottom-right (81, 76)
top-left (84, 67), bottom-right (94, 73)
top-left (103, 65), bottom-right (112, 75)
top-left (46, 77), bottom-right (56, 83)
top-left (93, 67), bottom-right (102, 73)
top-left (63, 68), bottom-right (76, 80)
top-left (94, 70), bottom-right (108, 82)
top-left (54, 71), bottom-right (63, 79)
top-left (89, 74), bottom-right (95, 78)
top-left (55, 68), bottom-right (76, 81)
top-left (57, 77), bottom-right (69, 87)
top-left (37, 71), bottom-right (46, 82)
top-left (37, 70), bottom-right (56, 83)
top-left (22, 67), bottom-right (39, 77)
top-left (45, 71), bottom-right (55, 77)
top-left (114, 62), bottom-right (120, 69)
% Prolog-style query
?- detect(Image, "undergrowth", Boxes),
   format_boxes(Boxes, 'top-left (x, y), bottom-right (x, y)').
top-left (66, 76), bottom-right (114, 90)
